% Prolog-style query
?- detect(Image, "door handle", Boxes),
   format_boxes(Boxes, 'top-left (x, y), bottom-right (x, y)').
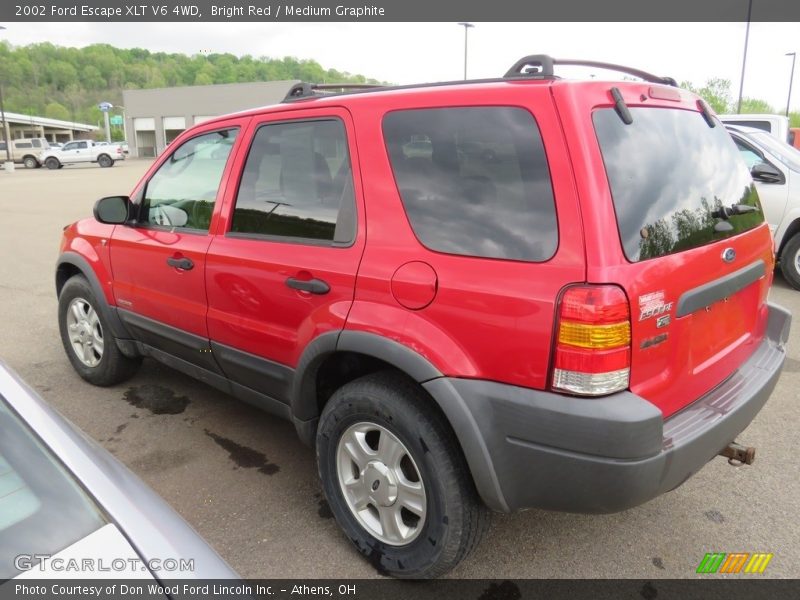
top-left (166, 256), bottom-right (194, 270)
top-left (285, 277), bottom-right (330, 295)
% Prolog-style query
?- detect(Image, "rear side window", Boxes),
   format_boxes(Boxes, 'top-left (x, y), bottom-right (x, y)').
top-left (594, 108), bottom-right (764, 262)
top-left (14, 142), bottom-right (32, 149)
top-left (231, 119), bottom-right (356, 245)
top-left (383, 107), bottom-right (558, 262)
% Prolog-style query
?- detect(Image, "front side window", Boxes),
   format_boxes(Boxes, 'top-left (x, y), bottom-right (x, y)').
top-left (142, 128), bottom-right (238, 231)
top-left (231, 119), bottom-right (356, 244)
top-left (31, 139), bottom-right (41, 148)
top-left (383, 107), bottom-right (558, 262)
top-left (62, 142), bottom-right (76, 151)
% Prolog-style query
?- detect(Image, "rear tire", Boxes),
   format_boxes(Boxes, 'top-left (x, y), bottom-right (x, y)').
top-left (780, 233), bottom-right (800, 290)
top-left (45, 157), bottom-right (60, 170)
top-left (316, 371), bottom-right (489, 578)
top-left (58, 275), bottom-right (141, 386)
top-left (98, 154), bottom-right (114, 168)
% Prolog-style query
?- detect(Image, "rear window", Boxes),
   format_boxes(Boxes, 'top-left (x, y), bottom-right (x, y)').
top-left (383, 107), bottom-right (558, 262)
top-left (594, 108), bottom-right (764, 262)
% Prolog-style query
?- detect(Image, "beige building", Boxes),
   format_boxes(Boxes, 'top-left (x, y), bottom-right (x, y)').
top-left (122, 80), bottom-right (297, 158)
top-left (0, 111), bottom-right (97, 143)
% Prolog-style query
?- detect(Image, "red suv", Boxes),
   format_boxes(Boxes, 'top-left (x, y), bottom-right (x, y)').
top-left (56, 56), bottom-right (791, 578)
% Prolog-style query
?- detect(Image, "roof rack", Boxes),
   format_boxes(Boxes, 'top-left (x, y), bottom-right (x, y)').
top-left (503, 54), bottom-right (678, 87)
top-left (283, 82), bottom-right (385, 102)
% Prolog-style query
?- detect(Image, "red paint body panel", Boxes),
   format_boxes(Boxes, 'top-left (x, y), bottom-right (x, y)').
top-left (346, 83), bottom-right (585, 390)
top-left (60, 219), bottom-right (117, 305)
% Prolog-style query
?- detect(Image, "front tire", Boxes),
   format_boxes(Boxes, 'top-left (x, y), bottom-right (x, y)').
top-left (23, 156), bottom-right (38, 169)
top-left (97, 154), bottom-right (114, 168)
top-left (780, 233), bottom-right (800, 290)
top-left (316, 371), bottom-right (489, 578)
top-left (58, 275), bottom-right (141, 386)
top-left (45, 157), bottom-right (60, 170)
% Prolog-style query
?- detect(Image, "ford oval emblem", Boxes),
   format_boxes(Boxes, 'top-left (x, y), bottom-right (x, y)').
top-left (722, 248), bottom-right (736, 263)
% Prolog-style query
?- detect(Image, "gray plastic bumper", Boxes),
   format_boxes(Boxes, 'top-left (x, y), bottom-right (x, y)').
top-left (424, 303), bottom-right (791, 513)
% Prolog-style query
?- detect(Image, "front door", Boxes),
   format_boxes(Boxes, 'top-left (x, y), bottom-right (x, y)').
top-left (61, 141), bottom-right (91, 163)
top-left (205, 108), bottom-right (365, 402)
top-left (110, 118), bottom-right (247, 367)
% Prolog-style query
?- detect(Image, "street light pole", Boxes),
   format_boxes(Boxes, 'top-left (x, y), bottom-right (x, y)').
top-left (786, 52), bottom-right (796, 118)
top-left (736, 0), bottom-right (753, 114)
top-left (457, 22), bottom-right (474, 80)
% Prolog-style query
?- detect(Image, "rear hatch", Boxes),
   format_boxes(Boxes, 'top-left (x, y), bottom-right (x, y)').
top-left (560, 82), bottom-right (774, 418)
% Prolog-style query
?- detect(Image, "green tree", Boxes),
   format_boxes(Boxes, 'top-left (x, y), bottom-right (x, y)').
top-left (44, 102), bottom-right (70, 121)
top-left (739, 97), bottom-right (774, 114)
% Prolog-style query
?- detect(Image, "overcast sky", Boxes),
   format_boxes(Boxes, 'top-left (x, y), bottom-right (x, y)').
top-left (2, 22), bottom-right (799, 112)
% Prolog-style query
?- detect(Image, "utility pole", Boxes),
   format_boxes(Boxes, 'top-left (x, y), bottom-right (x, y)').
top-left (736, 0), bottom-right (753, 114)
top-left (457, 23), bottom-right (475, 80)
top-left (786, 52), bottom-right (796, 117)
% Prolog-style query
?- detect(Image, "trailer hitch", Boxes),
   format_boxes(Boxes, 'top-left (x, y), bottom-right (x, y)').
top-left (719, 442), bottom-right (756, 466)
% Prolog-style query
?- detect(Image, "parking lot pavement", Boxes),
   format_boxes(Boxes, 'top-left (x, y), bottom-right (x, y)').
top-left (1, 160), bottom-right (799, 579)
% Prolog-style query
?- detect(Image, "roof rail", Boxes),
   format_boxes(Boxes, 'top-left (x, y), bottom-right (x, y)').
top-left (283, 82), bottom-right (385, 102)
top-left (504, 54), bottom-right (677, 87)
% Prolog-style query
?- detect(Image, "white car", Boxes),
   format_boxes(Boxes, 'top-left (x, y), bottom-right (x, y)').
top-left (720, 114), bottom-right (791, 145)
top-left (727, 124), bottom-right (800, 289)
top-left (40, 140), bottom-right (125, 170)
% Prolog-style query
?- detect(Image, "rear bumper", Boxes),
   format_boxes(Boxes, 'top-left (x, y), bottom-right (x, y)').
top-left (424, 302), bottom-right (791, 513)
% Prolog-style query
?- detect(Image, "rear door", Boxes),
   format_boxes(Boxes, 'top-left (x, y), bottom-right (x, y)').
top-left (110, 118), bottom-right (247, 367)
top-left (204, 107), bottom-right (365, 402)
top-left (557, 83), bottom-right (774, 417)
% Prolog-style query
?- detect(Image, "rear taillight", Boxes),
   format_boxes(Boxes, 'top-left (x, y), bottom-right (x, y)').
top-left (552, 285), bottom-right (631, 396)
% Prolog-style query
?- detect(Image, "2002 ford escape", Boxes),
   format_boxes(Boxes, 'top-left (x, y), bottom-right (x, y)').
top-left (56, 55), bottom-right (791, 578)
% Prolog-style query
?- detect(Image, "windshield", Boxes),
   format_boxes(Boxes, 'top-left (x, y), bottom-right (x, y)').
top-left (0, 396), bottom-right (106, 578)
top-left (594, 107), bottom-right (764, 262)
top-left (748, 130), bottom-right (800, 172)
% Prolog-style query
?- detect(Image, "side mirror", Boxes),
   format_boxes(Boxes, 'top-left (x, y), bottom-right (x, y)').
top-left (751, 161), bottom-right (784, 184)
top-left (93, 196), bottom-right (132, 224)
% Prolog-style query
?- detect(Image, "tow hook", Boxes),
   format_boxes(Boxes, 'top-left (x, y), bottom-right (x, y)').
top-left (719, 442), bottom-right (756, 466)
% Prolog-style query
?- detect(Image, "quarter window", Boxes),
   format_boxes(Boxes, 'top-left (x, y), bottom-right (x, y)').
top-left (141, 128), bottom-right (238, 231)
top-left (382, 107), bottom-right (558, 262)
top-left (231, 119), bottom-right (356, 244)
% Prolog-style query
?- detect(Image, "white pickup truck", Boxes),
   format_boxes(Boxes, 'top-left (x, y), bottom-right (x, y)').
top-left (40, 140), bottom-right (124, 169)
